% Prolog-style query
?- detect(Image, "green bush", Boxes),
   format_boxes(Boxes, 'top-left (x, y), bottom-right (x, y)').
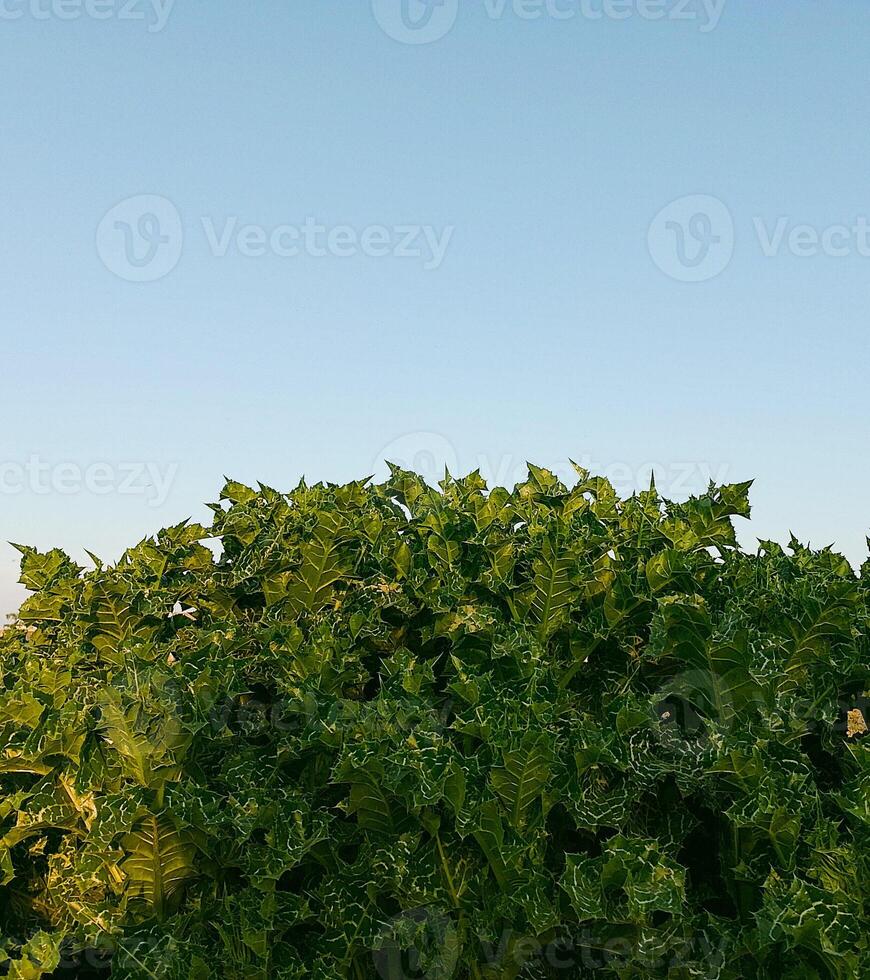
top-left (0, 466), bottom-right (867, 978)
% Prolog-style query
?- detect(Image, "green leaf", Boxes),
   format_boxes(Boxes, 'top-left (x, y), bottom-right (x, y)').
top-left (121, 814), bottom-right (197, 919)
top-left (347, 782), bottom-right (396, 836)
top-left (524, 538), bottom-right (576, 640)
top-left (491, 732), bottom-right (554, 829)
top-left (285, 518), bottom-right (349, 614)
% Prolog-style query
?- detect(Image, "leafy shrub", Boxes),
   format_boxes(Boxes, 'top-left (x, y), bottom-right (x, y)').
top-left (0, 465), bottom-right (867, 979)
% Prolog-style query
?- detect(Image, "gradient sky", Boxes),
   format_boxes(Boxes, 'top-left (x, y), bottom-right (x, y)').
top-left (2, 0), bottom-right (869, 615)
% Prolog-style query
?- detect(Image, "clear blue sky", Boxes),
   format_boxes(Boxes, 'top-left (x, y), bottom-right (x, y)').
top-left (2, 0), bottom-right (869, 614)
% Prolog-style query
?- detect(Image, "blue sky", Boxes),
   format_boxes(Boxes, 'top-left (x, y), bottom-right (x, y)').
top-left (2, 0), bottom-right (869, 613)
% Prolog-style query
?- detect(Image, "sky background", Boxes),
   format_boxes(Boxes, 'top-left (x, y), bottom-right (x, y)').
top-left (2, 0), bottom-right (869, 614)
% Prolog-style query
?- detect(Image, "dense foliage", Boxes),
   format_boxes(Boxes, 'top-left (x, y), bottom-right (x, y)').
top-left (0, 466), bottom-right (868, 979)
